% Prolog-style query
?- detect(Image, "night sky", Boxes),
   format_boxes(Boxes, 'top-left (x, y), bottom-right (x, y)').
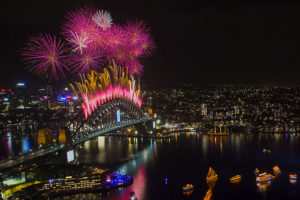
top-left (1, 0), bottom-right (300, 87)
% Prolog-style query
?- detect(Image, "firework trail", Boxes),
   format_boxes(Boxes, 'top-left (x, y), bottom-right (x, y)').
top-left (22, 33), bottom-right (68, 80)
top-left (93, 10), bottom-right (112, 30)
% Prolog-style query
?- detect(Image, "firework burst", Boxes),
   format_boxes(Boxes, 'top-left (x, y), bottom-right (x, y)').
top-left (125, 21), bottom-right (149, 45)
top-left (68, 30), bottom-right (90, 54)
top-left (93, 10), bottom-right (112, 30)
top-left (62, 6), bottom-right (98, 45)
top-left (140, 35), bottom-right (156, 57)
top-left (128, 60), bottom-right (143, 76)
top-left (23, 5), bottom-right (156, 80)
top-left (22, 33), bottom-right (68, 80)
top-left (69, 49), bottom-right (102, 73)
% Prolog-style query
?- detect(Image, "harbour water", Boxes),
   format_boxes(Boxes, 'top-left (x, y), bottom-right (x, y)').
top-left (62, 133), bottom-right (300, 200)
top-left (1, 132), bottom-right (300, 199)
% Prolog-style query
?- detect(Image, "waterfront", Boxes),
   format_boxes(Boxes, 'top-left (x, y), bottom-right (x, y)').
top-left (50, 133), bottom-right (300, 200)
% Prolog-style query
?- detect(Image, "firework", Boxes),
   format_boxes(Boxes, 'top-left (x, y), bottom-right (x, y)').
top-left (68, 30), bottom-right (90, 54)
top-left (124, 21), bottom-right (155, 58)
top-left (69, 49), bottom-right (102, 73)
top-left (62, 6), bottom-right (97, 47)
top-left (140, 34), bottom-right (156, 57)
top-left (103, 25), bottom-right (126, 52)
top-left (93, 10), bottom-right (112, 30)
top-left (128, 60), bottom-right (143, 76)
top-left (22, 33), bottom-right (68, 80)
top-left (69, 63), bottom-right (141, 118)
top-left (124, 21), bottom-right (149, 45)
top-left (23, 5), bottom-right (156, 81)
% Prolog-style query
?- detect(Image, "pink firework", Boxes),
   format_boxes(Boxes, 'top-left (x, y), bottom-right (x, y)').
top-left (61, 6), bottom-right (98, 47)
top-left (124, 21), bottom-right (150, 45)
top-left (93, 10), bottom-right (112, 30)
top-left (128, 45), bottom-right (143, 59)
top-left (22, 33), bottom-right (68, 80)
top-left (92, 29), bottom-right (108, 50)
top-left (124, 21), bottom-right (156, 57)
top-left (140, 35), bottom-right (156, 57)
top-left (105, 25), bottom-right (125, 50)
top-left (110, 46), bottom-right (131, 65)
top-left (128, 60), bottom-right (144, 76)
top-left (68, 49), bottom-right (102, 73)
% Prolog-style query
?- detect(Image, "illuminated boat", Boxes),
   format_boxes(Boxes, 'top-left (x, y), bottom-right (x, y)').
top-left (289, 173), bottom-right (297, 184)
top-left (182, 184), bottom-right (194, 192)
top-left (263, 149), bottom-right (271, 153)
top-left (206, 167), bottom-right (218, 182)
top-left (289, 173), bottom-right (297, 180)
top-left (207, 126), bottom-right (229, 136)
top-left (273, 166), bottom-right (281, 174)
top-left (254, 168), bottom-right (259, 176)
top-left (230, 175), bottom-right (242, 183)
top-left (256, 172), bottom-right (275, 183)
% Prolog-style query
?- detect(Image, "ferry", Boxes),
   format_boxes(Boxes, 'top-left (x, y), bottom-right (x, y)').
top-left (273, 166), bottom-right (281, 174)
top-left (230, 175), bottom-right (242, 183)
top-left (206, 167), bottom-right (218, 182)
top-left (182, 184), bottom-right (194, 192)
top-left (256, 172), bottom-right (275, 183)
top-left (207, 126), bottom-right (229, 136)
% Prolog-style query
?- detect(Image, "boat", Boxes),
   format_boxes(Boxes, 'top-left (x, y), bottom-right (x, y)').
top-left (256, 172), bottom-right (275, 183)
top-left (289, 173), bottom-right (297, 184)
top-left (206, 167), bottom-right (218, 182)
top-left (254, 168), bottom-right (259, 176)
top-left (289, 173), bottom-right (297, 180)
top-left (230, 175), bottom-right (242, 183)
top-left (263, 148), bottom-right (271, 153)
top-left (182, 184), bottom-right (194, 192)
top-left (273, 166), bottom-right (281, 174)
top-left (207, 125), bottom-right (229, 136)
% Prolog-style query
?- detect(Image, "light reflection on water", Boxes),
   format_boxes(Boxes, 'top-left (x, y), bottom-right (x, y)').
top-left (70, 133), bottom-right (300, 200)
top-left (2, 132), bottom-right (300, 199)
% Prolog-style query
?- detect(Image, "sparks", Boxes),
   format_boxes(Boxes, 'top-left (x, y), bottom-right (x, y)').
top-left (93, 10), bottom-right (113, 30)
top-left (68, 31), bottom-right (90, 54)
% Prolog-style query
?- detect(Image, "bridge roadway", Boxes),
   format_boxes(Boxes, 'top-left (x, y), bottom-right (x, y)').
top-left (0, 117), bottom-right (152, 171)
top-left (73, 117), bottom-right (152, 145)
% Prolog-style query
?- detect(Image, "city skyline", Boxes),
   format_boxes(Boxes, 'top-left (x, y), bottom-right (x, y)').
top-left (1, 0), bottom-right (300, 87)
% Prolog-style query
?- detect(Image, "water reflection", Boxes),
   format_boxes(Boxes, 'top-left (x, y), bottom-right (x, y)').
top-left (21, 136), bottom-right (31, 153)
top-left (4, 132), bottom-right (13, 157)
top-left (3, 132), bottom-right (300, 199)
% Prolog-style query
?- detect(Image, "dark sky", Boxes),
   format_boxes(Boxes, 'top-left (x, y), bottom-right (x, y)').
top-left (1, 0), bottom-right (300, 87)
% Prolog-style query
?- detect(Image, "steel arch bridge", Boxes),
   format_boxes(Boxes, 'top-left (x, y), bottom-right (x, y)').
top-left (68, 98), bottom-right (152, 145)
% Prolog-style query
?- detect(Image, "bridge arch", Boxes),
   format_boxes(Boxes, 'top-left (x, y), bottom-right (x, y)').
top-left (69, 98), bottom-right (150, 144)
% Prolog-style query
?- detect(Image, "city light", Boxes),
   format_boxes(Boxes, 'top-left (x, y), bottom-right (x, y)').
top-left (16, 82), bottom-right (26, 87)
